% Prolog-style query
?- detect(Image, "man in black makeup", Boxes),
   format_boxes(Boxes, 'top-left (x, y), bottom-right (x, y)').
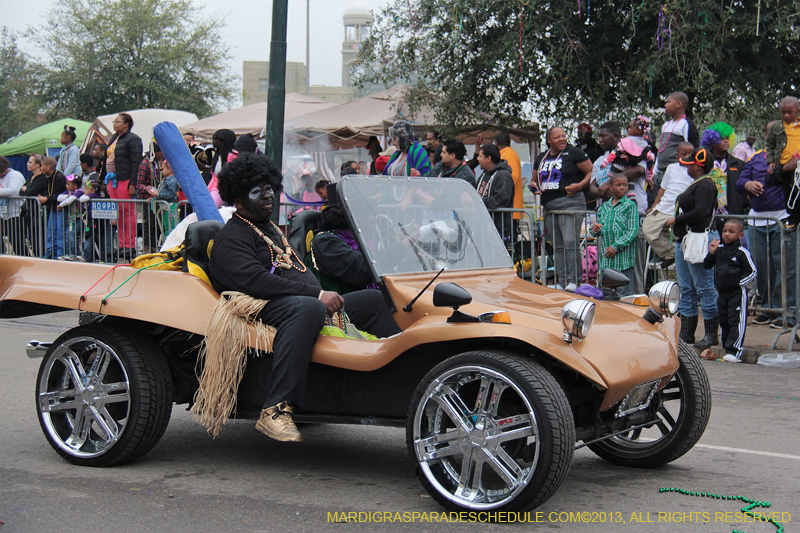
top-left (209, 152), bottom-right (400, 443)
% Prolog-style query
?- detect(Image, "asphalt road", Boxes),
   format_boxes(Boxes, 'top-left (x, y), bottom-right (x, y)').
top-left (1, 311), bottom-right (798, 533)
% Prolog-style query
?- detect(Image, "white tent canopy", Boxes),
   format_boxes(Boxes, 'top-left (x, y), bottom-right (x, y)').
top-left (80, 109), bottom-right (199, 155)
top-left (180, 93), bottom-right (338, 142)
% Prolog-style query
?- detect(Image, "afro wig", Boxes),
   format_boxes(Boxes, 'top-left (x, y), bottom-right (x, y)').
top-left (217, 152), bottom-right (283, 205)
top-left (701, 122), bottom-right (736, 148)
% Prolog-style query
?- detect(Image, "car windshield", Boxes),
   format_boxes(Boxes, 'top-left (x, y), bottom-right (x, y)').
top-left (338, 175), bottom-right (513, 276)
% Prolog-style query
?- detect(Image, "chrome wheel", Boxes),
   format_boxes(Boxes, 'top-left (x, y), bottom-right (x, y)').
top-left (38, 336), bottom-right (130, 459)
top-left (588, 340), bottom-right (711, 468)
top-left (36, 325), bottom-right (173, 467)
top-left (408, 351), bottom-right (574, 512)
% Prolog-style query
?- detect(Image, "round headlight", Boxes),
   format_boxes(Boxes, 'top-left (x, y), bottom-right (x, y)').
top-left (561, 299), bottom-right (596, 342)
top-left (648, 281), bottom-right (680, 317)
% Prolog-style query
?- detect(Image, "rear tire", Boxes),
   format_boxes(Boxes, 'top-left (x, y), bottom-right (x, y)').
top-left (407, 351), bottom-right (574, 512)
top-left (36, 324), bottom-right (173, 466)
top-left (588, 340), bottom-right (711, 467)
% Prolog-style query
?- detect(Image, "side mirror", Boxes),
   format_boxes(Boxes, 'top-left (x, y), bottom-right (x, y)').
top-left (433, 282), bottom-right (472, 310)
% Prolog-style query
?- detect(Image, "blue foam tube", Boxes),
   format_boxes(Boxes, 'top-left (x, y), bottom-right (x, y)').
top-left (153, 121), bottom-right (223, 224)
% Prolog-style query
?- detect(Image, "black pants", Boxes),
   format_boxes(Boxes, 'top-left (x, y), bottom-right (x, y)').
top-left (718, 285), bottom-right (748, 358)
top-left (257, 289), bottom-right (401, 408)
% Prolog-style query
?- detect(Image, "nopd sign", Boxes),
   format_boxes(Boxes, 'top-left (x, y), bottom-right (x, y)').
top-left (91, 201), bottom-right (118, 219)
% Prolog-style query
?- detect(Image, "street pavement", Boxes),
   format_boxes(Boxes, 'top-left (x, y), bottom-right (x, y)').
top-left (1, 311), bottom-right (798, 532)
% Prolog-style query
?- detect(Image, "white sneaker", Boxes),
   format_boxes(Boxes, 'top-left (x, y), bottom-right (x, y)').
top-left (564, 283), bottom-right (577, 293)
top-left (722, 354), bottom-right (741, 363)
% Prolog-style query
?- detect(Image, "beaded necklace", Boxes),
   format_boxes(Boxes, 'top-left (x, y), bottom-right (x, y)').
top-left (659, 487), bottom-right (784, 533)
top-left (673, 174), bottom-right (712, 215)
top-left (235, 213), bottom-right (307, 273)
top-left (47, 172), bottom-right (57, 196)
top-left (657, 117), bottom-right (685, 154)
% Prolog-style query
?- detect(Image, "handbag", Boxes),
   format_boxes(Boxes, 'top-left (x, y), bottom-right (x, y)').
top-left (680, 229), bottom-right (710, 264)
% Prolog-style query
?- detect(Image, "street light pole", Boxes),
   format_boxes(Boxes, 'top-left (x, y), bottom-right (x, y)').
top-left (305, 0), bottom-right (310, 95)
top-left (264, 0), bottom-right (288, 173)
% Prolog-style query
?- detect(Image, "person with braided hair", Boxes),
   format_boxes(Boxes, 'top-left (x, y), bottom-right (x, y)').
top-left (56, 125), bottom-right (81, 177)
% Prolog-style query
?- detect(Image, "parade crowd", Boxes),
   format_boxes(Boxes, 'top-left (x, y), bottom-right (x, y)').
top-left (2, 93), bottom-right (800, 363)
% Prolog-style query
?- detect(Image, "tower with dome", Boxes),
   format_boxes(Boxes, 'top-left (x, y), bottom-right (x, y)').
top-left (242, 2), bottom-right (374, 105)
top-left (341, 1), bottom-right (374, 87)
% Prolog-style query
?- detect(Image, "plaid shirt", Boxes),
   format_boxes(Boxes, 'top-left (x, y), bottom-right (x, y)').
top-left (590, 195), bottom-right (639, 271)
top-left (135, 159), bottom-right (161, 200)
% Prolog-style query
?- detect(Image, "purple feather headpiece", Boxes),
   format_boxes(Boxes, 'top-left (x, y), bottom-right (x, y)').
top-left (701, 129), bottom-right (722, 149)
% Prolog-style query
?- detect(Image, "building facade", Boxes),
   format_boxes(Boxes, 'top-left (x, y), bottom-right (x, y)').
top-left (242, 2), bottom-right (374, 105)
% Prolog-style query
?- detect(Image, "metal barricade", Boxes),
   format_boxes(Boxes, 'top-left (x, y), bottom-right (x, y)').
top-left (640, 211), bottom-right (797, 350)
top-left (488, 207), bottom-right (539, 283)
top-left (0, 196), bottom-right (170, 264)
top-left (0, 196), bottom-right (46, 258)
top-left (541, 208), bottom-right (600, 290)
top-left (539, 208), bottom-right (658, 295)
top-left (715, 213), bottom-right (797, 349)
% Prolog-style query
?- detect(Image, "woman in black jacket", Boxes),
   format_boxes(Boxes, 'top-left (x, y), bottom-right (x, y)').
top-left (666, 147), bottom-right (719, 348)
top-left (105, 113), bottom-right (143, 260)
top-left (20, 154), bottom-right (48, 255)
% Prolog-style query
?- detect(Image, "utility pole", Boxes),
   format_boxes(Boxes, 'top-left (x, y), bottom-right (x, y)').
top-left (305, 0), bottom-right (310, 95)
top-left (264, 0), bottom-right (288, 172)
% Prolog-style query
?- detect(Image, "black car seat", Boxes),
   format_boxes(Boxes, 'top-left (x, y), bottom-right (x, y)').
top-left (288, 209), bottom-right (322, 259)
top-left (182, 219), bottom-right (225, 286)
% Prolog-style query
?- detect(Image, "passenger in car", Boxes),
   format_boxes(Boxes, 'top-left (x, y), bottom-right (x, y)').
top-left (308, 184), bottom-right (379, 294)
top-left (208, 153), bottom-right (401, 443)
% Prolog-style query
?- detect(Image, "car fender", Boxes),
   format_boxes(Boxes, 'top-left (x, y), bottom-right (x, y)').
top-left (0, 256), bottom-right (219, 334)
top-left (310, 314), bottom-right (608, 387)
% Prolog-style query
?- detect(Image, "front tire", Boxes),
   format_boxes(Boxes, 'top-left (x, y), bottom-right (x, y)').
top-left (588, 340), bottom-right (711, 467)
top-left (407, 351), bottom-right (575, 512)
top-left (36, 324), bottom-right (173, 467)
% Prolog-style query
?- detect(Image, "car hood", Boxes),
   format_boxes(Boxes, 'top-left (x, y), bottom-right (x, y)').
top-left (385, 268), bottom-right (680, 410)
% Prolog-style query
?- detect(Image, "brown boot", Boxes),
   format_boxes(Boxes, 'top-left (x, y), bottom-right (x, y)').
top-left (255, 401), bottom-right (302, 442)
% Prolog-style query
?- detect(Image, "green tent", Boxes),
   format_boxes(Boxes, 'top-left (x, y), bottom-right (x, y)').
top-left (0, 119), bottom-right (91, 157)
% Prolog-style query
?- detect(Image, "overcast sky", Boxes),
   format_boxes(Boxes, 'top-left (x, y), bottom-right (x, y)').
top-left (6, 0), bottom-right (390, 107)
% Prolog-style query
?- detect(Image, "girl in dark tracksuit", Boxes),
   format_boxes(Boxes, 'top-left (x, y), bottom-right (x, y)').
top-left (703, 220), bottom-right (757, 362)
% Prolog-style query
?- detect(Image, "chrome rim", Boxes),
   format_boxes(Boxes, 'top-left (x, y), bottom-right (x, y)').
top-left (38, 336), bottom-right (131, 458)
top-left (412, 365), bottom-right (540, 509)
top-left (610, 373), bottom-right (685, 446)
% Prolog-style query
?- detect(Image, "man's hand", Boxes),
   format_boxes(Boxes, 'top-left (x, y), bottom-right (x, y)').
top-left (745, 181), bottom-right (763, 196)
top-left (666, 217), bottom-right (676, 227)
top-left (564, 183), bottom-right (582, 196)
top-left (604, 246), bottom-right (617, 258)
top-left (37, 195), bottom-right (47, 204)
top-left (708, 238), bottom-right (719, 255)
top-left (591, 222), bottom-right (602, 234)
top-left (319, 291), bottom-right (344, 315)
